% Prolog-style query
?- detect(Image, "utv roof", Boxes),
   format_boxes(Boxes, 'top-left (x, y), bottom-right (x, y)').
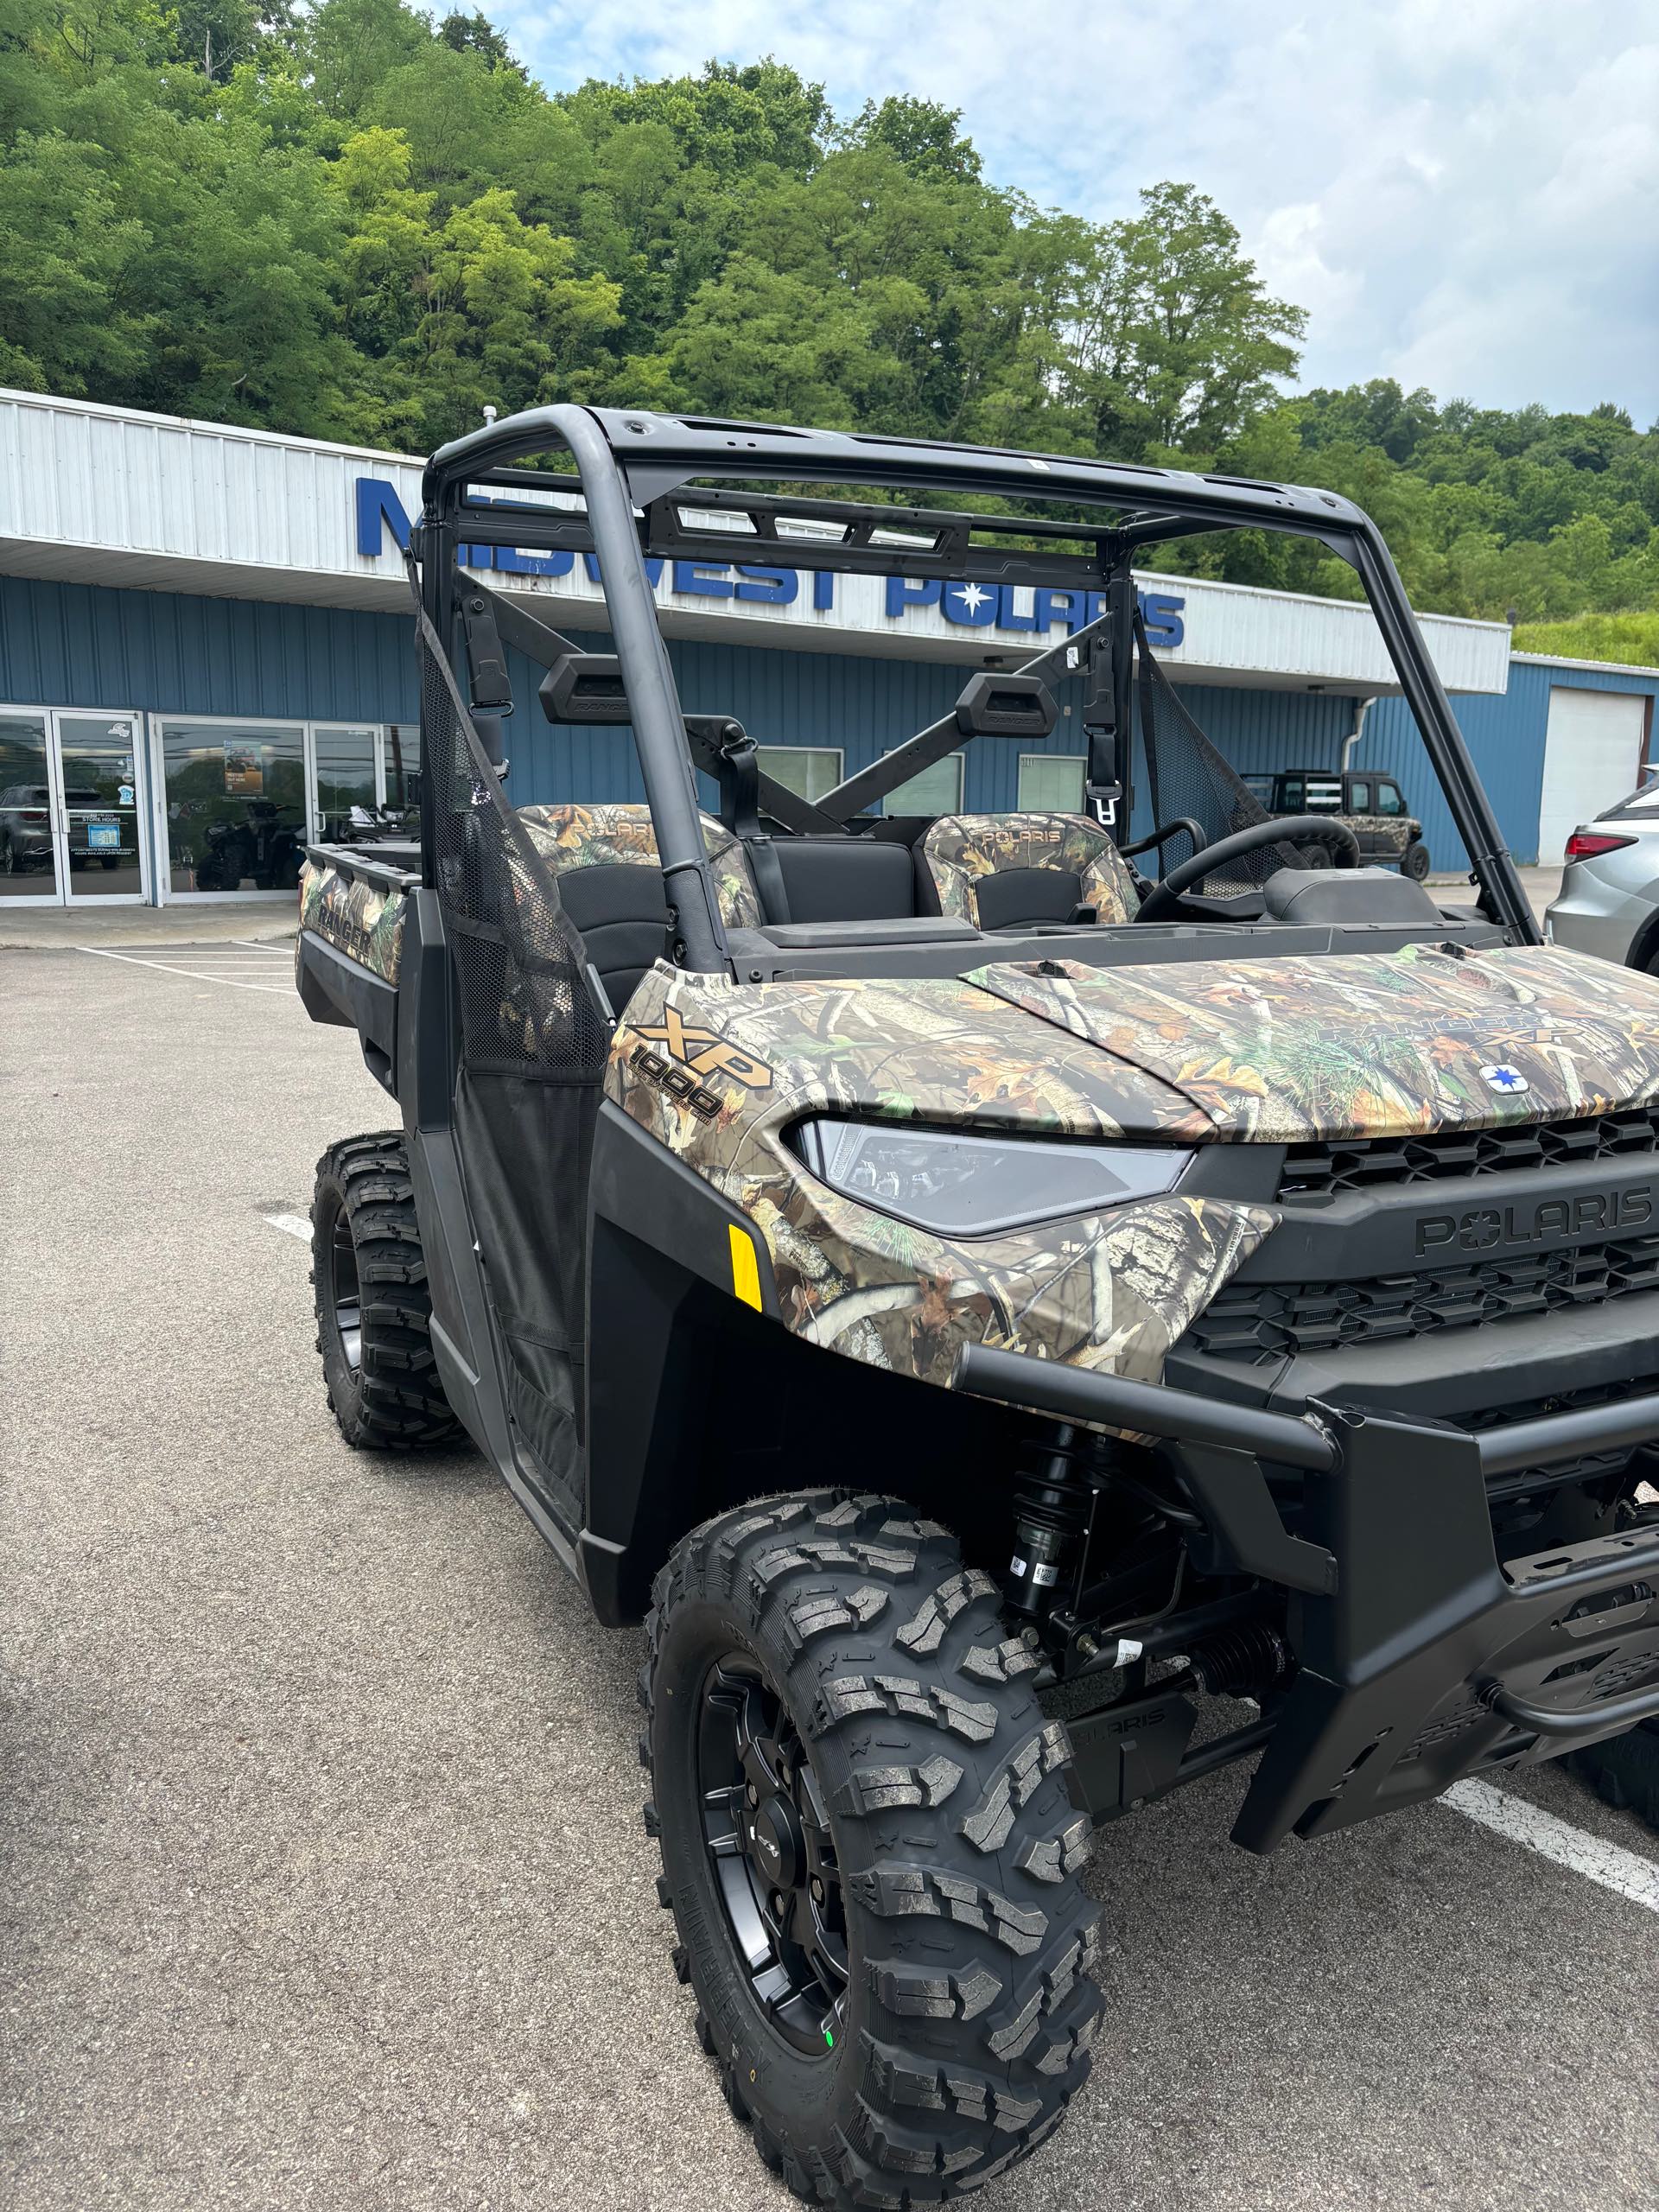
top-left (426, 404), bottom-right (1374, 555)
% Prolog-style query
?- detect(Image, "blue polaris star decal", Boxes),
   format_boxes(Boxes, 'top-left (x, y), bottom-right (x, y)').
top-left (1479, 1064), bottom-right (1529, 1095)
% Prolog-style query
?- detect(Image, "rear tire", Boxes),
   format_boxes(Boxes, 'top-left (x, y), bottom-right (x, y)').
top-left (642, 1492), bottom-right (1102, 2207)
top-left (1403, 839), bottom-right (1431, 881)
top-left (1568, 1720), bottom-right (1659, 1834)
top-left (311, 1132), bottom-right (462, 1450)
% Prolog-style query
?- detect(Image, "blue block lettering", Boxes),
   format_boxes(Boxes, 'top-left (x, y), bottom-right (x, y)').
top-left (997, 586), bottom-right (1038, 633)
top-left (1032, 588), bottom-right (1090, 634)
top-left (673, 560), bottom-right (734, 599)
top-left (813, 572), bottom-right (836, 610)
top-left (356, 477), bottom-right (411, 557)
top-left (1143, 592), bottom-right (1185, 648)
top-left (734, 564), bottom-right (798, 605)
top-left (887, 576), bottom-right (941, 616)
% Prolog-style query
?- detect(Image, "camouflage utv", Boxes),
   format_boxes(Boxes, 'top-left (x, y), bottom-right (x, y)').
top-left (295, 407), bottom-right (1659, 2207)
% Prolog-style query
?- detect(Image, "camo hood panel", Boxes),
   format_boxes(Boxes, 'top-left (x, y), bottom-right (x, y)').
top-left (606, 966), bottom-right (1270, 1389)
top-left (970, 941), bottom-right (1659, 1141)
top-left (919, 812), bottom-right (1141, 926)
top-left (297, 856), bottom-right (406, 985)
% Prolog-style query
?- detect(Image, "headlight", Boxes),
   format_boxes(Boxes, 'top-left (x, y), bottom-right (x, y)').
top-left (790, 1117), bottom-right (1192, 1237)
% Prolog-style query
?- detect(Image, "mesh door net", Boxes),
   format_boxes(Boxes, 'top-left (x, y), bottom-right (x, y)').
top-left (1135, 609), bottom-right (1304, 891)
top-left (416, 601), bottom-right (610, 1529)
top-left (418, 627), bottom-right (610, 1080)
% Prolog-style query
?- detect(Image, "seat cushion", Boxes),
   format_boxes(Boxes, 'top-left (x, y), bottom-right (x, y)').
top-left (918, 813), bottom-right (1140, 929)
top-left (515, 803), bottom-right (762, 930)
top-left (768, 836), bottom-right (917, 923)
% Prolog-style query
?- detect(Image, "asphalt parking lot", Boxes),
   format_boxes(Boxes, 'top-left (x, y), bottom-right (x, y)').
top-left (3, 931), bottom-right (1656, 2212)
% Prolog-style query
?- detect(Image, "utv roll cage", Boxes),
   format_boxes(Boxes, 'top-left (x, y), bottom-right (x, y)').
top-left (416, 404), bottom-right (1537, 953)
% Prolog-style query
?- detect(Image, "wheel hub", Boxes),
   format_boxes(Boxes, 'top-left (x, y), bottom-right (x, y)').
top-left (696, 1656), bottom-right (849, 2057)
top-left (751, 1792), bottom-right (804, 1891)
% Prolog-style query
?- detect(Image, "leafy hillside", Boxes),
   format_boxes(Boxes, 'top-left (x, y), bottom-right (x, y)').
top-left (1, 0), bottom-right (1656, 638)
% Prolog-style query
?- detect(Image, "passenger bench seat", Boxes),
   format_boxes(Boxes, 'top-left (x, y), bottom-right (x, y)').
top-left (516, 802), bottom-right (761, 1012)
top-left (917, 812), bottom-right (1140, 929)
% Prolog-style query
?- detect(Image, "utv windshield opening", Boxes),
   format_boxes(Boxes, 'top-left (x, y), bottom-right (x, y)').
top-left (414, 404), bottom-right (1534, 977)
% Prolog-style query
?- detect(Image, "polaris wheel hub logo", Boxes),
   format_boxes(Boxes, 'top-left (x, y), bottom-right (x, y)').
top-left (1414, 1187), bottom-right (1653, 1257)
top-left (1480, 1064), bottom-right (1529, 1094)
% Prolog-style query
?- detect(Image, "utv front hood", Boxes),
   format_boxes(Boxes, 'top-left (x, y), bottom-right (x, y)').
top-left (969, 941), bottom-right (1659, 1143)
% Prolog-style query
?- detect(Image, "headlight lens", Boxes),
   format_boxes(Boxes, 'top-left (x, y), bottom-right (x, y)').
top-left (790, 1117), bottom-right (1192, 1237)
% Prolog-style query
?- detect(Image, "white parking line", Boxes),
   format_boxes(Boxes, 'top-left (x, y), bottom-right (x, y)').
top-left (264, 1212), bottom-right (312, 1241)
top-left (79, 946), bottom-right (294, 995)
top-left (1443, 1778), bottom-right (1659, 1912)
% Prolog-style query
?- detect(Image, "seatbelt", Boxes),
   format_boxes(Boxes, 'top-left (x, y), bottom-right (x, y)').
top-left (686, 715), bottom-right (791, 923)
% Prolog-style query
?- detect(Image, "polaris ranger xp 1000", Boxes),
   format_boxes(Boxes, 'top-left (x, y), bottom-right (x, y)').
top-left (295, 406), bottom-right (1659, 2207)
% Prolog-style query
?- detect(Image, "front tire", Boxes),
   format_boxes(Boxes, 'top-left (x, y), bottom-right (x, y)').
top-left (1569, 1719), bottom-right (1659, 1833)
top-left (642, 1493), bottom-right (1102, 2207)
top-left (1402, 838), bottom-right (1431, 881)
top-left (311, 1132), bottom-right (461, 1450)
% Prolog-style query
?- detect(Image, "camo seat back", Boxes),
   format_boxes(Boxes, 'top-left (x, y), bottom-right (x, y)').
top-left (918, 812), bottom-right (1140, 931)
top-left (514, 803), bottom-right (762, 1013)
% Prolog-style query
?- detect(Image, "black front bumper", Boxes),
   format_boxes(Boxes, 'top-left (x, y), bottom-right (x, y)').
top-left (956, 1344), bottom-right (1659, 1852)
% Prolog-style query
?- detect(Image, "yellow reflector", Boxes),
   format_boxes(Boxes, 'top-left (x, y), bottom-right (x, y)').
top-left (728, 1223), bottom-right (763, 1310)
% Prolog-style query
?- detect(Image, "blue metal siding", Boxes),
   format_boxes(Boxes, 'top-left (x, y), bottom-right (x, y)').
top-left (0, 574), bottom-right (419, 721)
top-left (1358, 661), bottom-right (1659, 870)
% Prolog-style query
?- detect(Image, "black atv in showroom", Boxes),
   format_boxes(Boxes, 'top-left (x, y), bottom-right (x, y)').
top-left (294, 405), bottom-right (1659, 2206)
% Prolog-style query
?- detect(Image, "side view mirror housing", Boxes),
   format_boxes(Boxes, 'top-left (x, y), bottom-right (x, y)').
top-left (539, 653), bottom-right (631, 724)
top-left (953, 671), bottom-right (1057, 740)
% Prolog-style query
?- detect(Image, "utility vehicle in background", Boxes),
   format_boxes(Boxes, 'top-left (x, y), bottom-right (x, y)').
top-left (1255, 764), bottom-right (1431, 878)
top-left (293, 406), bottom-right (1659, 2205)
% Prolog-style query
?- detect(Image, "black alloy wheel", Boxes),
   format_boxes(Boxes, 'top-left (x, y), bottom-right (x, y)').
top-left (697, 1656), bottom-right (849, 2058)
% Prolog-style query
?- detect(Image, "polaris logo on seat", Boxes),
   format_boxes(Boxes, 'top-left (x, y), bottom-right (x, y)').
top-left (1414, 1188), bottom-right (1653, 1256)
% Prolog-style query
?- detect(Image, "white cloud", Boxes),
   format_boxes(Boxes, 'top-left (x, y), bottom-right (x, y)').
top-left (491, 0), bottom-right (1659, 420)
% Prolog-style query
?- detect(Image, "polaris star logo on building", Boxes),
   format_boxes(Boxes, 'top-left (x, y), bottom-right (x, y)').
top-left (353, 478), bottom-right (1185, 646)
top-left (1479, 1065), bottom-right (1530, 1095)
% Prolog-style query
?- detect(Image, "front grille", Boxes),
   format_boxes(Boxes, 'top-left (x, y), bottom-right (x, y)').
top-left (1278, 1103), bottom-right (1659, 1198)
top-left (1188, 1234), bottom-right (1659, 1363)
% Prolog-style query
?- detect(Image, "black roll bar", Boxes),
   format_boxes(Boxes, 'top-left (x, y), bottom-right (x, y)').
top-left (423, 404), bottom-right (730, 976)
top-left (421, 403), bottom-right (1540, 955)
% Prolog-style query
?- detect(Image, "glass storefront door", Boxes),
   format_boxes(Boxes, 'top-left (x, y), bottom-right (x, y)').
top-left (0, 710), bottom-right (59, 898)
top-left (0, 706), bottom-right (147, 903)
top-left (57, 713), bottom-right (146, 899)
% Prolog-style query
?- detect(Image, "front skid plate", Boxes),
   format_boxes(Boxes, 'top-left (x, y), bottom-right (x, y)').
top-left (1229, 1408), bottom-right (1659, 1850)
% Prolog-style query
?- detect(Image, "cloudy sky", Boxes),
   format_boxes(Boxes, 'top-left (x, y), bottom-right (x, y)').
top-left (489, 0), bottom-right (1659, 423)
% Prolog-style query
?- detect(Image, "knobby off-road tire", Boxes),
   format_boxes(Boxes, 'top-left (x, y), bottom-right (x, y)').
top-left (1402, 839), bottom-right (1432, 881)
top-left (1569, 1719), bottom-right (1659, 1834)
top-left (311, 1132), bottom-right (461, 1451)
top-left (641, 1492), bottom-right (1103, 2208)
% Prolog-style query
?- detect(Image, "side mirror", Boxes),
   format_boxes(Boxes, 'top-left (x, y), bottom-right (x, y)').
top-left (539, 653), bottom-right (631, 724)
top-left (953, 671), bottom-right (1057, 740)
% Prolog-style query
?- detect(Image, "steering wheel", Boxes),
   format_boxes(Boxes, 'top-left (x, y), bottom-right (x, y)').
top-left (1135, 815), bottom-right (1362, 923)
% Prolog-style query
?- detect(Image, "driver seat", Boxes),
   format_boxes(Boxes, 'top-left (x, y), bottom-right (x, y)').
top-left (916, 812), bottom-right (1140, 930)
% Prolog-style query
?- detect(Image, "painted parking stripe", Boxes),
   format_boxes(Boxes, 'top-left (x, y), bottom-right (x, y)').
top-left (79, 946), bottom-right (294, 995)
top-left (1443, 1779), bottom-right (1659, 1912)
top-left (264, 1212), bottom-right (312, 1241)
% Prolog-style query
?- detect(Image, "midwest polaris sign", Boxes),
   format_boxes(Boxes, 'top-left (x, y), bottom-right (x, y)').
top-left (354, 478), bottom-right (1186, 648)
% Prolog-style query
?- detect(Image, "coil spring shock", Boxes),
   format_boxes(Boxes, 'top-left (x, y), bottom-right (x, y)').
top-left (1006, 1423), bottom-right (1096, 1619)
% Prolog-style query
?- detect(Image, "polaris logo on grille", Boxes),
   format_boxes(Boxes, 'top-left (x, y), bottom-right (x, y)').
top-left (1414, 1188), bottom-right (1653, 1257)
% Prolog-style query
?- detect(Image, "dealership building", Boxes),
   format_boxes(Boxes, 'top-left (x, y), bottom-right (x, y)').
top-left (3, 387), bottom-right (1657, 909)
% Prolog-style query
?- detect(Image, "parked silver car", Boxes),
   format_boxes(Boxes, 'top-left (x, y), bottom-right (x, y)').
top-left (1544, 773), bottom-right (1659, 969)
